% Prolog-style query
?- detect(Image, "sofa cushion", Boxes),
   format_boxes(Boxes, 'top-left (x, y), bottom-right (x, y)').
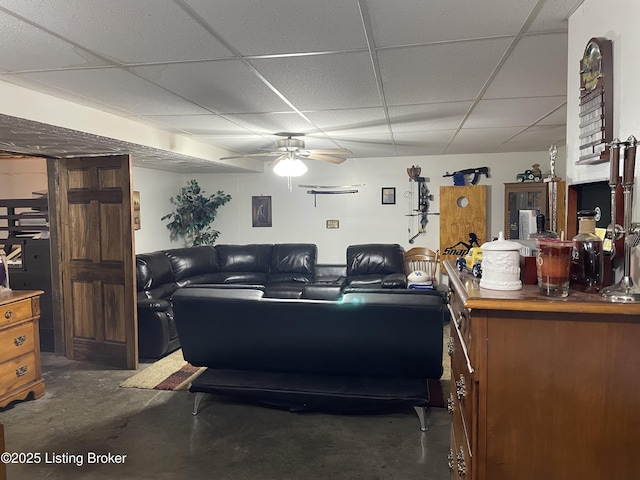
top-left (165, 246), bottom-right (218, 282)
top-left (136, 251), bottom-right (175, 291)
top-left (346, 244), bottom-right (405, 277)
top-left (216, 244), bottom-right (272, 273)
top-left (268, 243), bottom-right (317, 283)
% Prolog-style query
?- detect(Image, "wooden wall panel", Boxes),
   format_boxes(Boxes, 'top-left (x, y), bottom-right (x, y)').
top-left (103, 283), bottom-right (126, 342)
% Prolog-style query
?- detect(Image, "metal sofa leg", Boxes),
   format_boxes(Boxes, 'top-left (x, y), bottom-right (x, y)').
top-left (414, 405), bottom-right (428, 432)
top-left (192, 392), bottom-right (206, 415)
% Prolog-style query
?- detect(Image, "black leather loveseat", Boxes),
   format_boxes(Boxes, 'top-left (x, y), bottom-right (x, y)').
top-left (171, 286), bottom-right (446, 430)
top-left (135, 243), bottom-right (410, 358)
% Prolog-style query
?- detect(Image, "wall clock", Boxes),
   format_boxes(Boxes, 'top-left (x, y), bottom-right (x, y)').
top-left (577, 37), bottom-right (613, 165)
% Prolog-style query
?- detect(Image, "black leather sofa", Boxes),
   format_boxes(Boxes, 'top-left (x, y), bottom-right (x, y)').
top-left (171, 286), bottom-right (446, 430)
top-left (135, 243), bottom-right (411, 358)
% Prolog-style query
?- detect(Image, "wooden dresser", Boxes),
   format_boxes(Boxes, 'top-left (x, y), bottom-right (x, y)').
top-left (444, 260), bottom-right (640, 480)
top-left (0, 290), bottom-right (45, 409)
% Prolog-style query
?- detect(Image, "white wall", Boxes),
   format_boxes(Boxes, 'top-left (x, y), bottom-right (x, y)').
top-left (132, 166), bottom-right (185, 253)
top-left (567, 0), bottom-right (640, 275)
top-left (176, 150), bottom-right (566, 264)
top-left (567, 0), bottom-right (640, 214)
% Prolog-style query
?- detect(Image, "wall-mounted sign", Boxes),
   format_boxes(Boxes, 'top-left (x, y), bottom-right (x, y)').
top-left (326, 219), bottom-right (340, 229)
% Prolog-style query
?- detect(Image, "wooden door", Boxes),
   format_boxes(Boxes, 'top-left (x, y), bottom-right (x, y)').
top-left (53, 155), bottom-right (137, 369)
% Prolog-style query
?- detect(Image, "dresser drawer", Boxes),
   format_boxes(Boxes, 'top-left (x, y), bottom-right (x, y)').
top-left (448, 289), bottom-right (472, 360)
top-left (0, 322), bottom-right (35, 364)
top-left (451, 395), bottom-right (472, 479)
top-left (0, 351), bottom-right (37, 398)
top-left (0, 298), bottom-right (33, 328)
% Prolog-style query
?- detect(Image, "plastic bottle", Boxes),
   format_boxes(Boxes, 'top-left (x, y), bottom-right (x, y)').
top-left (570, 210), bottom-right (603, 292)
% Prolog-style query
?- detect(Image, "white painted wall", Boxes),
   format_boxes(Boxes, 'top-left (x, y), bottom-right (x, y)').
top-left (567, 0), bottom-right (640, 212)
top-left (132, 166), bottom-right (185, 253)
top-left (567, 0), bottom-right (640, 276)
top-left (166, 149), bottom-right (566, 264)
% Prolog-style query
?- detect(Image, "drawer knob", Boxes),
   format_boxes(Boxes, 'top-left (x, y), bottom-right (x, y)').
top-left (15, 365), bottom-right (28, 377)
top-left (457, 447), bottom-right (467, 476)
top-left (4, 310), bottom-right (11, 319)
top-left (447, 450), bottom-right (454, 471)
top-left (447, 337), bottom-right (455, 356)
top-left (456, 311), bottom-right (465, 328)
top-left (447, 393), bottom-right (455, 414)
top-left (13, 335), bottom-right (27, 347)
top-left (456, 374), bottom-right (467, 400)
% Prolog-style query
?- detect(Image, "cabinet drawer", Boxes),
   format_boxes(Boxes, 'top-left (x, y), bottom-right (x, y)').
top-left (0, 299), bottom-right (33, 328)
top-left (451, 397), bottom-right (472, 479)
top-left (448, 289), bottom-right (472, 360)
top-left (0, 322), bottom-right (35, 364)
top-left (0, 351), bottom-right (37, 397)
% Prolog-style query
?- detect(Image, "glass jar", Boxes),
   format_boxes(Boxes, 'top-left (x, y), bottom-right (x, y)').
top-left (570, 210), bottom-right (603, 292)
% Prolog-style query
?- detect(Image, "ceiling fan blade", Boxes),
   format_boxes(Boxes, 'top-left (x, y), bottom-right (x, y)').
top-left (219, 152), bottom-right (280, 160)
top-left (304, 153), bottom-right (346, 164)
top-left (270, 155), bottom-right (287, 167)
top-left (305, 148), bottom-right (353, 156)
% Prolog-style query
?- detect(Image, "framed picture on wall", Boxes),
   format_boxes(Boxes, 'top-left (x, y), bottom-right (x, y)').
top-left (382, 187), bottom-right (396, 205)
top-left (252, 196), bottom-right (272, 227)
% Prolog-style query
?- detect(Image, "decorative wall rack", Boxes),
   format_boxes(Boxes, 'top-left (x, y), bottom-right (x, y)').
top-left (299, 184), bottom-right (364, 207)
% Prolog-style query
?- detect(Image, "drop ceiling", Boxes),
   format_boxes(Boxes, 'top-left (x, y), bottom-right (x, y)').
top-left (0, 0), bottom-right (578, 173)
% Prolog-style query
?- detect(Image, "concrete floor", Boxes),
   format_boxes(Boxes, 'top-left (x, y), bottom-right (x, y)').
top-left (1, 353), bottom-right (451, 480)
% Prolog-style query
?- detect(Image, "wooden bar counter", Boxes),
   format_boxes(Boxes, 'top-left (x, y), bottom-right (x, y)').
top-left (443, 260), bottom-right (640, 480)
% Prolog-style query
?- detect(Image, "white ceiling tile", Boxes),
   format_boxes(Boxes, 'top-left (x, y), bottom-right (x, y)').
top-left (141, 115), bottom-right (252, 135)
top-left (131, 60), bottom-right (292, 114)
top-left (366, 0), bottom-right (537, 47)
top-left (501, 124), bottom-right (567, 148)
top-left (465, 97), bottom-right (566, 128)
top-left (527, 0), bottom-right (576, 33)
top-left (304, 108), bottom-right (389, 136)
top-left (446, 127), bottom-right (524, 154)
top-left (250, 52), bottom-right (381, 110)
top-left (388, 102), bottom-right (472, 133)
top-left (0, 0), bottom-right (232, 63)
top-left (537, 104), bottom-right (567, 125)
top-left (0, 14), bottom-right (107, 71)
top-left (378, 38), bottom-right (513, 106)
top-left (484, 33), bottom-right (568, 99)
top-left (328, 134), bottom-right (398, 157)
top-left (393, 130), bottom-right (455, 156)
top-left (185, 0), bottom-right (367, 55)
top-left (19, 68), bottom-right (210, 115)
top-left (220, 112), bottom-right (314, 136)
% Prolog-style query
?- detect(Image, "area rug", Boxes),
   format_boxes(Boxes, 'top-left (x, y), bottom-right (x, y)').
top-left (119, 349), bottom-right (206, 391)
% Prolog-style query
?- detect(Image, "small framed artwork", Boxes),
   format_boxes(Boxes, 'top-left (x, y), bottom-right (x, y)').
top-left (252, 196), bottom-right (272, 227)
top-left (381, 187), bottom-right (396, 205)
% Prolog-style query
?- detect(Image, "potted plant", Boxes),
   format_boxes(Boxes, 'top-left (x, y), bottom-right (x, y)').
top-left (162, 179), bottom-right (232, 246)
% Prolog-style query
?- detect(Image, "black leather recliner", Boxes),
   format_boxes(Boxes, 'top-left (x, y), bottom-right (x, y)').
top-left (345, 243), bottom-right (407, 289)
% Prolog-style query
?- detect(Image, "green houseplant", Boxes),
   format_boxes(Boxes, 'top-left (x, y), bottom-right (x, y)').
top-left (162, 179), bottom-right (232, 246)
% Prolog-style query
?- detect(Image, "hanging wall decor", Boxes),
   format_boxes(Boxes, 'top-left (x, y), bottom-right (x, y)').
top-left (252, 196), bottom-right (272, 227)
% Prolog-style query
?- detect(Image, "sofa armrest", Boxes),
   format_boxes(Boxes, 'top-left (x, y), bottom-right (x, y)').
top-left (381, 273), bottom-right (407, 288)
top-left (137, 298), bottom-right (172, 311)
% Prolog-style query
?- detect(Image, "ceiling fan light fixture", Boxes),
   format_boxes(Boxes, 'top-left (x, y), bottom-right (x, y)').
top-left (273, 157), bottom-right (308, 177)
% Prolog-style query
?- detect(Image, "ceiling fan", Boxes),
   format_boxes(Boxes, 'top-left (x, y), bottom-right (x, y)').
top-left (219, 132), bottom-right (352, 171)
